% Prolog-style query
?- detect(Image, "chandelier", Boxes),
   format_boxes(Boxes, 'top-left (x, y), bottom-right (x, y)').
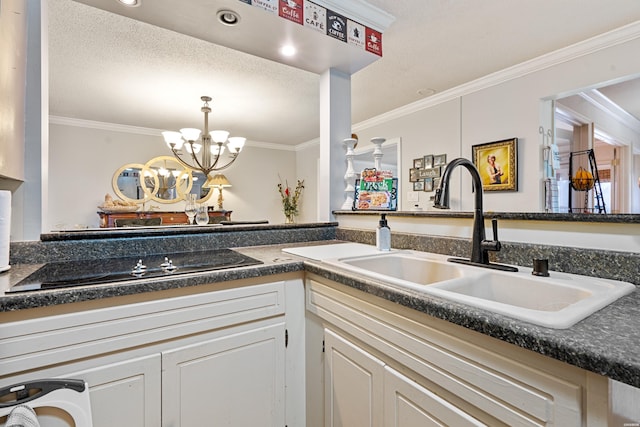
top-left (161, 96), bottom-right (245, 184)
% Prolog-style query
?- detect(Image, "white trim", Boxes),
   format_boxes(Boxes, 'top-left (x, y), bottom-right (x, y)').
top-left (49, 115), bottom-right (161, 136)
top-left (353, 20), bottom-right (640, 133)
top-left (295, 138), bottom-right (319, 152)
top-left (579, 89), bottom-right (640, 135)
top-left (49, 115), bottom-right (297, 151)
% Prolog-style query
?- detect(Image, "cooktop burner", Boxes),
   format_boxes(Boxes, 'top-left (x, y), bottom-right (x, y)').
top-left (7, 249), bottom-right (263, 293)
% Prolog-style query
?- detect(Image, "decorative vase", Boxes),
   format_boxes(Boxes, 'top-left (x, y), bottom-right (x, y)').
top-left (284, 213), bottom-right (296, 224)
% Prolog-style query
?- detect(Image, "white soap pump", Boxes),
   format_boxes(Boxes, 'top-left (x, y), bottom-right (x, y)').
top-left (376, 214), bottom-right (391, 251)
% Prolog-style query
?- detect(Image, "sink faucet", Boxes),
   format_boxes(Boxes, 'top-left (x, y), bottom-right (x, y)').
top-left (433, 158), bottom-right (517, 272)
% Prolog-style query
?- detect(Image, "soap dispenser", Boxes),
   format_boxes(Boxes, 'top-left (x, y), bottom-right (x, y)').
top-left (376, 214), bottom-right (391, 251)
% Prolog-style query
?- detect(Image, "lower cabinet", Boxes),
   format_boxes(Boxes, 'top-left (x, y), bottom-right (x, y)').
top-left (162, 321), bottom-right (285, 426)
top-left (384, 365), bottom-right (486, 427)
top-left (324, 328), bottom-right (384, 427)
top-left (324, 328), bottom-right (486, 427)
top-left (307, 275), bottom-right (609, 427)
top-left (68, 354), bottom-right (162, 427)
top-left (0, 278), bottom-right (301, 427)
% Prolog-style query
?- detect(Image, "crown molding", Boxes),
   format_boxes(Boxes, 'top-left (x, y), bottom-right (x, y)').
top-left (353, 20), bottom-right (640, 132)
top-left (49, 115), bottom-right (297, 151)
top-left (579, 89), bottom-right (640, 135)
top-left (295, 138), bottom-right (320, 152)
top-left (49, 115), bottom-right (161, 136)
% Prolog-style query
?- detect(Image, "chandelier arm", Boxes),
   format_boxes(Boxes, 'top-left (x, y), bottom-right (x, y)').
top-left (208, 143), bottom-right (224, 169)
top-left (170, 147), bottom-right (199, 171)
top-left (205, 154), bottom-right (239, 172)
top-left (187, 142), bottom-right (210, 174)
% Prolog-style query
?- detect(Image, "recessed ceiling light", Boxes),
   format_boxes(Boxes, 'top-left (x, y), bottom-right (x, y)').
top-left (280, 45), bottom-right (297, 57)
top-left (417, 88), bottom-right (436, 97)
top-left (217, 9), bottom-right (240, 26)
top-left (117, 0), bottom-right (141, 7)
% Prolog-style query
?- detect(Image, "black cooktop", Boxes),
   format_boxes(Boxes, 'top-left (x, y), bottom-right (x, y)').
top-left (7, 249), bottom-right (263, 293)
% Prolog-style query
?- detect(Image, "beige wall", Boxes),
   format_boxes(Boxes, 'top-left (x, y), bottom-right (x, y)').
top-left (353, 31), bottom-right (640, 213)
top-left (48, 123), bottom-right (297, 229)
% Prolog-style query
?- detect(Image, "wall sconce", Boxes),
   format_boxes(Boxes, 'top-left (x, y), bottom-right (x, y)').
top-left (205, 173), bottom-right (232, 211)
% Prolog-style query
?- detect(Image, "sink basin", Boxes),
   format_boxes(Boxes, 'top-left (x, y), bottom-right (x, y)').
top-left (433, 273), bottom-right (591, 311)
top-left (322, 249), bottom-right (635, 329)
top-left (328, 253), bottom-right (467, 286)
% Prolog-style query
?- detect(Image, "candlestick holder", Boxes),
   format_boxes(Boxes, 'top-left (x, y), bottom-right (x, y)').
top-left (341, 138), bottom-right (358, 209)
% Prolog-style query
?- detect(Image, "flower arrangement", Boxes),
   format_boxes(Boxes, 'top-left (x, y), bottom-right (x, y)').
top-left (277, 178), bottom-right (304, 222)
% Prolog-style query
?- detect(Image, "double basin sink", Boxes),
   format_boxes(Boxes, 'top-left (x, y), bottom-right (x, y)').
top-left (294, 244), bottom-right (635, 329)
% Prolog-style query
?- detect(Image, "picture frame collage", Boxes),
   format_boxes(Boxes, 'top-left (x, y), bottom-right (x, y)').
top-left (409, 154), bottom-right (447, 192)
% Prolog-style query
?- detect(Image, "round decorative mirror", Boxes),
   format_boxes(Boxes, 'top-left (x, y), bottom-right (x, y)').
top-left (140, 156), bottom-right (192, 203)
top-left (112, 163), bottom-right (151, 204)
top-left (112, 156), bottom-right (214, 205)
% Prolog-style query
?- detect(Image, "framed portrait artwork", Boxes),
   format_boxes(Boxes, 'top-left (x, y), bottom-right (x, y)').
top-left (472, 138), bottom-right (518, 191)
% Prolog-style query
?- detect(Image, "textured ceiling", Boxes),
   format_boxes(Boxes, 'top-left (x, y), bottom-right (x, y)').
top-left (49, 0), bottom-right (640, 146)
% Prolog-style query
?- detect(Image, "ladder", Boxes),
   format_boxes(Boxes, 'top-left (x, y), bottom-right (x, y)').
top-left (568, 149), bottom-right (606, 214)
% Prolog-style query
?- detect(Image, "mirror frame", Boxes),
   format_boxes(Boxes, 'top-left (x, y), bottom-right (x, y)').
top-left (112, 156), bottom-right (214, 206)
top-left (140, 156), bottom-right (193, 204)
top-left (112, 162), bottom-right (151, 205)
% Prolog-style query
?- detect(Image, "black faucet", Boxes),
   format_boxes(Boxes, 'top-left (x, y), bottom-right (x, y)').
top-left (433, 157), bottom-right (517, 272)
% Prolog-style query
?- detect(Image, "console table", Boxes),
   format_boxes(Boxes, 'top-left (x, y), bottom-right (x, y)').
top-left (98, 210), bottom-right (232, 228)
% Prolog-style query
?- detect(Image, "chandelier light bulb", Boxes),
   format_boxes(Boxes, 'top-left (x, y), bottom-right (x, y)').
top-left (162, 131), bottom-right (184, 149)
top-left (180, 128), bottom-right (202, 142)
top-left (210, 130), bottom-right (230, 143)
top-left (227, 137), bottom-right (246, 153)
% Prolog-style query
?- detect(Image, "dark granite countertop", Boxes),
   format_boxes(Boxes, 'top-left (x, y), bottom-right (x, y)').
top-left (0, 244), bottom-right (307, 311)
top-left (334, 210), bottom-right (640, 223)
top-left (40, 221), bottom-right (338, 241)
top-left (1, 241), bottom-right (638, 388)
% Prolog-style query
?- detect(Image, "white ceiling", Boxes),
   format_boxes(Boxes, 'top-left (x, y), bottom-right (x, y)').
top-left (49, 0), bottom-right (640, 146)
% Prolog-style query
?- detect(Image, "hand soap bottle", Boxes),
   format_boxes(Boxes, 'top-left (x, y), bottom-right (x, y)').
top-left (376, 214), bottom-right (391, 251)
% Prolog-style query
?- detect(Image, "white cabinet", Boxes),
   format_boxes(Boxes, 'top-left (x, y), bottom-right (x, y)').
top-left (324, 328), bottom-right (487, 427)
top-left (383, 363), bottom-right (486, 427)
top-left (162, 320), bottom-right (285, 427)
top-left (307, 275), bottom-right (609, 427)
top-left (324, 328), bottom-right (384, 427)
top-left (68, 354), bottom-right (162, 427)
top-left (0, 278), bottom-right (303, 427)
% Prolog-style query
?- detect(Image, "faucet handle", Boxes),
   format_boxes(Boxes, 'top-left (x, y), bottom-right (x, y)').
top-left (481, 218), bottom-right (501, 253)
top-left (491, 218), bottom-right (499, 241)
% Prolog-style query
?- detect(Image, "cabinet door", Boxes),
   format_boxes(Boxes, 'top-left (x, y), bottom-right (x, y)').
top-left (384, 366), bottom-right (488, 427)
top-left (324, 328), bottom-right (384, 427)
top-left (68, 354), bottom-right (162, 427)
top-left (162, 321), bottom-right (285, 427)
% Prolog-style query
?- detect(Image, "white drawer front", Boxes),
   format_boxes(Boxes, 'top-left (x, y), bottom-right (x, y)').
top-left (0, 281), bottom-right (285, 375)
